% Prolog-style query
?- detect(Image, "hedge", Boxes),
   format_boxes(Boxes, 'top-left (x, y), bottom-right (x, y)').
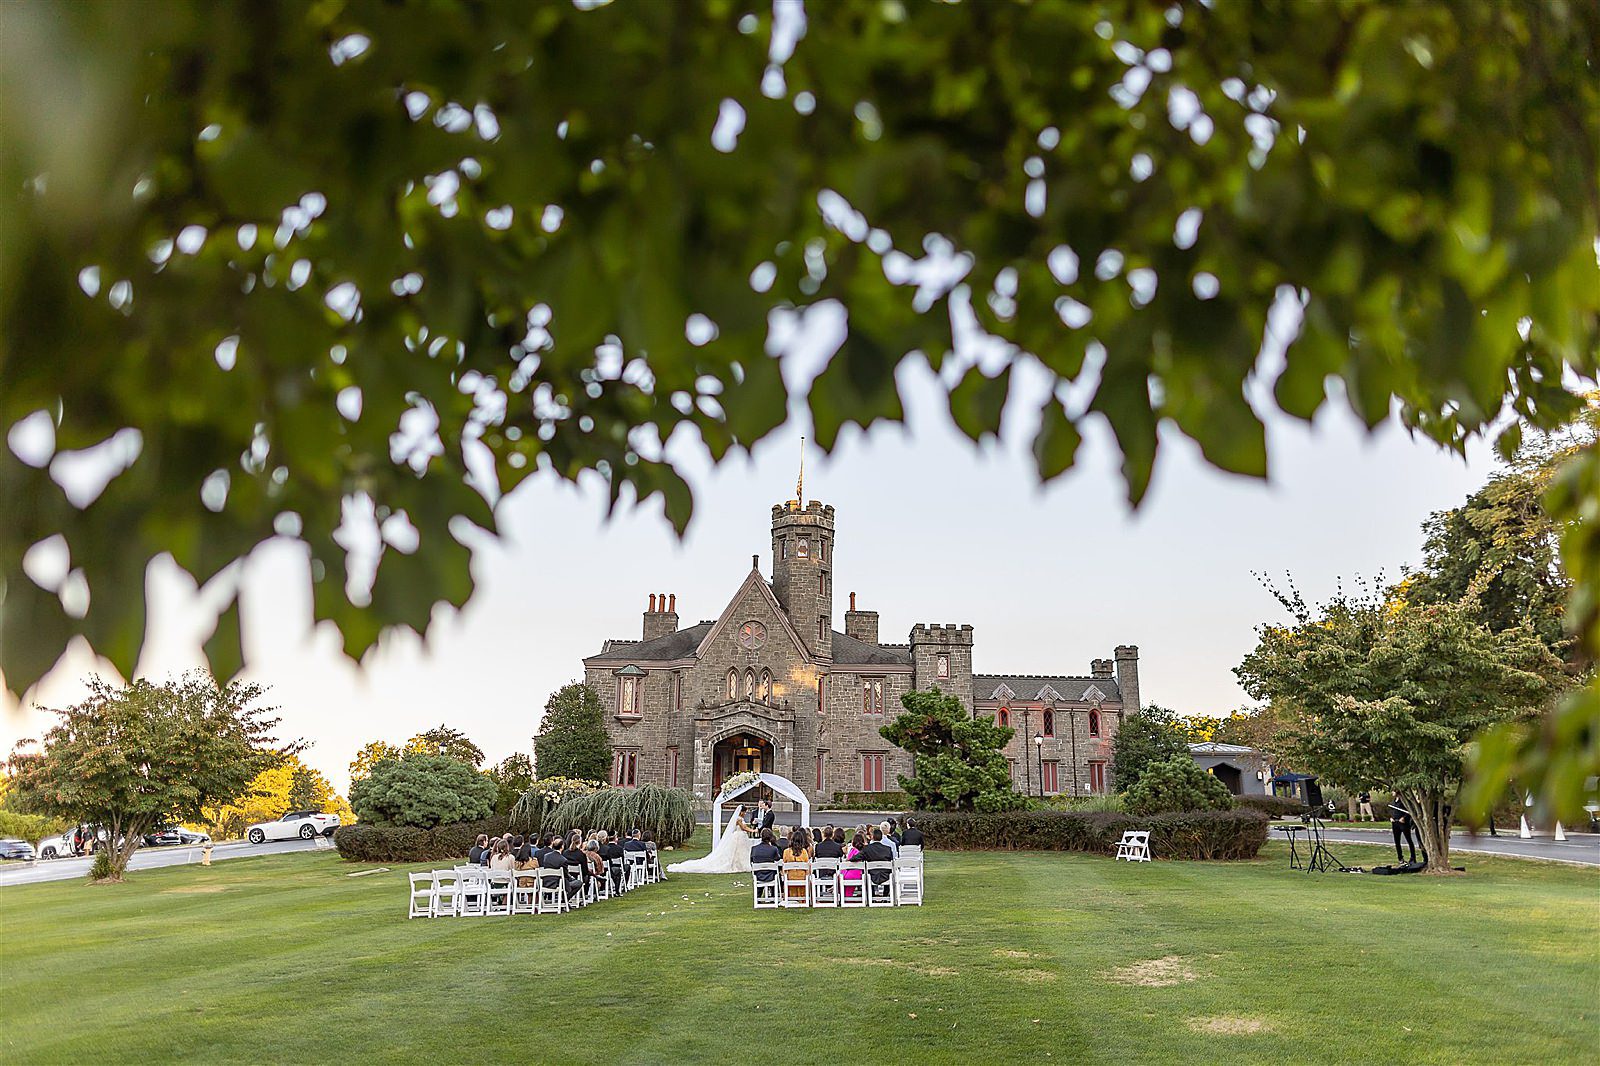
top-left (828, 791), bottom-right (910, 811)
top-left (1234, 794), bottom-right (1310, 818)
top-left (910, 808), bottom-right (1269, 861)
top-left (334, 816), bottom-right (509, 863)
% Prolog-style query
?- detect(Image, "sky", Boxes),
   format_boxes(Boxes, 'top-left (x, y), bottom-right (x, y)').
top-left (1, 308), bottom-right (1499, 795)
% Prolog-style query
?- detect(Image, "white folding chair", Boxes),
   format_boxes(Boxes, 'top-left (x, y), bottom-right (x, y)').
top-left (892, 853), bottom-right (923, 906)
top-left (431, 870), bottom-right (461, 917)
top-left (865, 860), bottom-right (896, 907)
top-left (408, 872), bottom-right (436, 918)
top-left (839, 866), bottom-right (867, 908)
top-left (537, 869), bottom-right (567, 914)
top-left (485, 871), bottom-right (514, 916)
top-left (592, 861), bottom-right (612, 901)
top-left (647, 850), bottom-right (664, 882)
top-left (457, 870), bottom-right (488, 916)
top-left (751, 862), bottom-right (781, 908)
top-left (809, 859), bottom-right (840, 908)
top-left (511, 872), bottom-right (538, 915)
top-left (1115, 830), bottom-right (1152, 862)
top-left (608, 858), bottom-right (626, 894)
top-left (780, 860), bottom-right (811, 908)
top-left (626, 853), bottom-right (649, 890)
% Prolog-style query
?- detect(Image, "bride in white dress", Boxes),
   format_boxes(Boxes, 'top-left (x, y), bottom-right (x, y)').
top-left (667, 805), bottom-right (754, 874)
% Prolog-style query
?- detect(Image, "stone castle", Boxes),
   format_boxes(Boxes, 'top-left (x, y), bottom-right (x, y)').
top-left (581, 493), bottom-right (1139, 807)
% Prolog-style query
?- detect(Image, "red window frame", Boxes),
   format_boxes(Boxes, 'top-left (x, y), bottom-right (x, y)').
top-left (816, 751), bottom-right (827, 792)
top-left (862, 678), bottom-right (884, 716)
top-left (667, 748), bottom-right (679, 788)
top-left (862, 754), bottom-right (885, 791)
top-left (1089, 709), bottom-right (1101, 737)
top-left (1042, 708), bottom-right (1055, 737)
top-left (997, 706), bottom-right (1010, 728)
top-left (613, 750), bottom-right (638, 788)
top-left (1041, 760), bottom-right (1059, 795)
top-left (1088, 760), bottom-right (1106, 793)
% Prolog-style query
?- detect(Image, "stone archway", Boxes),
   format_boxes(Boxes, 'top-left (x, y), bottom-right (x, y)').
top-left (711, 731), bottom-right (774, 796)
top-left (692, 705), bottom-right (795, 805)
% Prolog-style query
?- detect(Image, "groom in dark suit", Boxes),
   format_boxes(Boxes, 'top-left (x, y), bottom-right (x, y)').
top-left (750, 798), bottom-right (776, 834)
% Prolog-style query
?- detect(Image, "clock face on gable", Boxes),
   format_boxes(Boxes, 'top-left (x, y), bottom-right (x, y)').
top-left (737, 620), bottom-right (767, 650)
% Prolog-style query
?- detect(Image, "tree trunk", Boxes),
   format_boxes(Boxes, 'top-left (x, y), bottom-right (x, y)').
top-left (1402, 788), bottom-right (1453, 873)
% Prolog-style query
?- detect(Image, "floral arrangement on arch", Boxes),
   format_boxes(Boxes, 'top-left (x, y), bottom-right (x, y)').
top-left (719, 770), bottom-right (765, 799)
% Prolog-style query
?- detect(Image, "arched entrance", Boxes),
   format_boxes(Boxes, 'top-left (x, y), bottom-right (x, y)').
top-left (711, 731), bottom-right (774, 796)
top-left (1212, 762), bottom-right (1243, 795)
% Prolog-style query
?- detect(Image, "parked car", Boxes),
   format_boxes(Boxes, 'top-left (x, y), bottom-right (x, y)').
top-left (0, 838), bottom-right (36, 861)
top-left (37, 826), bottom-right (96, 859)
top-left (142, 826), bottom-right (211, 848)
top-left (245, 810), bottom-right (340, 844)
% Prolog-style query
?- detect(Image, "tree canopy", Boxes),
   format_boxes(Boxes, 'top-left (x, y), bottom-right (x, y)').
top-left (1, 0), bottom-right (1594, 707)
top-left (348, 739), bottom-right (402, 783)
top-left (4, 673), bottom-right (292, 878)
top-left (347, 751), bottom-right (495, 828)
top-left (1236, 584), bottom-right (1564, 871)
top-left (534, 683), bottom-right (613, 782)
top-left (403, 724), bottom-right (484, 767)
top-left (1110, 704), bottom-right (1190, 793)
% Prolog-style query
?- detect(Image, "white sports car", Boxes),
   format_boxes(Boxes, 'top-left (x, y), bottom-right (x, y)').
top-left (246, 810), bottom-right (341, 843)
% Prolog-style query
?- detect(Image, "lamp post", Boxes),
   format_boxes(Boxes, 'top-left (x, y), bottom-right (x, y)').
top-left (1033, 732), bottom-right (1044, 798)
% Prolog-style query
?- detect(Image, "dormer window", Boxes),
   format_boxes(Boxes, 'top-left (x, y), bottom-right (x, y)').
top-left (616, 664), bottom-right (646, 718)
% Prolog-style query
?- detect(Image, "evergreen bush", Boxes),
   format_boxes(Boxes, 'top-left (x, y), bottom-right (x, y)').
top-left (1124, 755), bottom-right (1235, 816)
top-left (348, 753), bottom-right (496, 828)
top-left (333, 816), bottom-right (509, 863)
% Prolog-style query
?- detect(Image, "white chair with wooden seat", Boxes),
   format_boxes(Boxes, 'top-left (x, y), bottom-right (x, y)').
top-left (485, 871), bottom-right (514, 916)
top-left (536, 868), bottom-right (567, 914)
top-left (809, 858), bottom-right (841, 907)
top-left (751, 862), bottom-right (782, 908)
top-left (893, 852), bottom-right (924, 906)
top-left (1115, 830), bottom-right (1152, 862)
top-left (865, 860), bottom-right (896, 907)
top-left (430, 870), bottom-right (461, 917)
top-left (511, 872), bottom-right (538, 915)
top-left (408, 872), bottom-right (436, 918)
top-left (780, 860), bottom-right (811, 908)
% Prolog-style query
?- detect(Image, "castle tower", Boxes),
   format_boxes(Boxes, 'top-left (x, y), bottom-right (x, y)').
top-left (910, 624), bottom-right (974, 715)
top-left (771, 500), bottom-right (835, 660)
top-left (1115, 645), bottom-right (1141, 711)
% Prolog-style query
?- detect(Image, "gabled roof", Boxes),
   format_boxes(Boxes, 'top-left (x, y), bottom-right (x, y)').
top-left (584, 622), bottom-right (714, 664)
top-left (1189, 742), bottom-right (1262, 756)
top-left (830, 630), bottom-right (913, 666)
top-left (974, 675), bottom-right (1121, 702)
top-left (696, 567), bottom-right (812, 663)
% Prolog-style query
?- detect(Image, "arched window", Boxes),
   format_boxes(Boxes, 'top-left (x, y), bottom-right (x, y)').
top-left (1042, 709), bottom-right (1055, 737)
top-left (1089, 709), bottom-right (1101, 737)
top-left (798, 537), bottom-right (810, 558)
top-left (745, 669), bottom-right (757, 699)
top-left (727, 669), bottom-right (738, 700)
top-left (998, 707), bottom-right (1010, 728)
top-left (760, 670), bottom-right (773, 702)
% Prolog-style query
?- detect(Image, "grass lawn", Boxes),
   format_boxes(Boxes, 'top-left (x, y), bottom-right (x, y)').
top-left (1, 835), bottom-right (1596, 1064)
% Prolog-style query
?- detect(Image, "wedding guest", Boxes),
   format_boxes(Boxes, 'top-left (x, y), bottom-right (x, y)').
top-left (815, 828), bottom-right (844, 859)
top-left (582, 840), bottom-right (606, 880)
top-left (488, 839), bottom-right (516, 872)
top-left (562, 830), bottom-right (591, 893)
top-left (886, 818), bottom-right (902, 845)
top-left (751, 828), bottom-right (782, 883)
top-left (623, 828), bottom-right (649, 855)
top-left (900, 818), bottom-right (924, 848)
top-left (878, 821), bottom-right (900, 858)
top-left (859, 828), bottom-right (895, 897)
top-left (467, 833), bottom-right (490, 864)
top-left (782, 830), bottom-right (811, 902)
top-left (599, 830), bottom-right (626, 892)
top-left (811, 825), bottom-right (823, 848)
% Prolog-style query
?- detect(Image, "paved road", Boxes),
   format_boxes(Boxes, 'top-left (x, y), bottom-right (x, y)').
top-left (0, 836), bottom-right (326, 887)
top-left (1294, 827), bottom-right (1599, 867)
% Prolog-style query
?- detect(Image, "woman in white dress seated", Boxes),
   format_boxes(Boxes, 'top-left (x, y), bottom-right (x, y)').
top-left (667, 805), bottom-right (754, 874)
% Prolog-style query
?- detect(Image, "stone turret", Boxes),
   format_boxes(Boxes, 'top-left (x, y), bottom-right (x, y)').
top-left (910, 623), bottom-right (975, 715)
top-left (771, 500), bottom-right (835, 660)
top-left (844, 591), bottom-right (879, 645)
top-left (1114, 645), bottom-right (1140, 711)
top-left (1090, 658), bottom-right (1114, 679)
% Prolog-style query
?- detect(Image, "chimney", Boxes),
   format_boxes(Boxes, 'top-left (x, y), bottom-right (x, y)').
top-left (643, 592), bottom-right (680, 642)
top-left (1114, 645), bottom-right (1140, 711)
top-left (844, 591), bottom-right (879, 645)
top-left (1091, 658), bottom-right (1114, 679)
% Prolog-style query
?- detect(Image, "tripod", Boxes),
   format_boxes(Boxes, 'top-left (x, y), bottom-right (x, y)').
top-left (1305, 815), bottom-right (1350, 873)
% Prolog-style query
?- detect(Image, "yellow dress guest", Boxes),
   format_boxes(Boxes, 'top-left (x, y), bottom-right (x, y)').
top-left (782, 844), bottom-right (811, 901)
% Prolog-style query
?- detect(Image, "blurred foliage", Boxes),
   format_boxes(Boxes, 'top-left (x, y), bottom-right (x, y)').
top-left (1, 0), bottom-right (1594, 702)
top-left (204, 752), bottom-right (352, 839)
top-left (0, 2), bottom-right (1596, 810)
top-left (347, 738), bottom-right (401, 783)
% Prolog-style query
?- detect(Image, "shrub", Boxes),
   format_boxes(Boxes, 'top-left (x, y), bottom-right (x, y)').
top-left (879, 689), bottom-right (1014, 810)
top-left (89, 850), bottom-right (114, 881)
top-left (1110, 705), bottom-right (1190, 793)
top-left (539, 785), bottom-right (697, 846)
top-left (334, 816), bottom-right (509, 863)
top-left (910, 808), bottom-right (1269, 861)
top-left (975, 789), bottom-right (1029, 813)
top-left (349, 753), bottom-right (496, 828)
top-left (1035, 793), bottom-right (1126, 814)
top-left (828, 791), bottom-right (911, 811)
top-left (1235, 794), bottom-right (1310, 818)
top-left (1125, 755), bottom-right (1234, 816)
top-left (507, 776), bottom-right (602, 836)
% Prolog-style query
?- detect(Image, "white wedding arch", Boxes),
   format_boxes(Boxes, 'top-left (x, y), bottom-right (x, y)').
top-left (710, 772), bottom-right (812, 846)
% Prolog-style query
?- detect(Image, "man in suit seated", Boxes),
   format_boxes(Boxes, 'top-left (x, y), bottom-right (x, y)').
top-left (467, 833), bottom-right (489, 864)
top-left (540, 834), bottom-right (579, 899)
top-left (623, 828), bottom-right (649, 879)
top-left (858, 828), bottom-right (896, 898)
top-left (814, 828), bottom-right (844, 859)
top-left (598, 830), bottom-right (626, 892)
top-left (750, 828), bottom-right (782, 883)
top-left (900, 818), bottom-right (924, 848)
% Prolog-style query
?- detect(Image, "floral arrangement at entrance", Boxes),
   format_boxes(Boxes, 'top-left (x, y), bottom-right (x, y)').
top-left (719, 770), bottom-right (765, 800)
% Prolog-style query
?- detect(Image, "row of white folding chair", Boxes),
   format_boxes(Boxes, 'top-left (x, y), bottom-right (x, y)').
top-left (751, 856), bottom-right (923, 909)
top-left (410, 855), bottom-right (663, 918)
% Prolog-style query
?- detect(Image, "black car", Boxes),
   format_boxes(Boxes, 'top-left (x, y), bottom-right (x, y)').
top-left (0, 838), bottom-right (36, 861)
top-left (142, 826), bottom-right (211, 848)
